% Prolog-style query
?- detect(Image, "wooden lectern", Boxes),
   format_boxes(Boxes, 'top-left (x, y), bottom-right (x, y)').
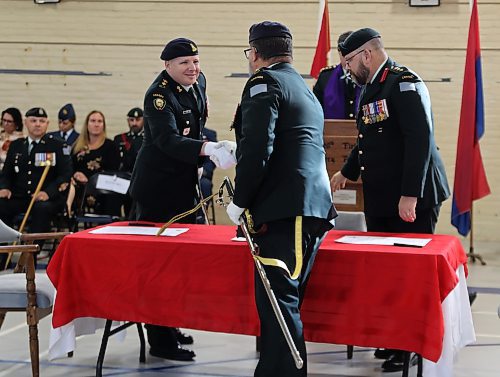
top-left (324, 119), bottom-right (364, 212)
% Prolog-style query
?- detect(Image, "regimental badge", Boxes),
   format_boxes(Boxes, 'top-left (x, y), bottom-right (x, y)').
top-left (361, 99), bottom-right (389, 125)
top-left (190, 43), bottom-right (197, 52)
top-left (34, 152), bottom-right (56, 166)
top-left (154, 98), bottom-right (166, 110)
top-left (63, 109), bottom-right (68, 115)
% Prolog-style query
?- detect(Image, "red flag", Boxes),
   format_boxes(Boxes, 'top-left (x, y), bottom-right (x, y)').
top-left (310, 0), bottom-right (331, 79)
top-left (451, 0), bottom-right (490, 236)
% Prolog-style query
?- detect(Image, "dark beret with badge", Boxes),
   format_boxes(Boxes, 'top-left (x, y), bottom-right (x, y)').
top-left (249, 21), bottom-right (292, 42)
top-left (338, 27), bottom-right (380, 57)
top-left (58, 103), bottom-right (76, 121)
top-left (127, 107), bottom-right (143, 118)
top-left (160, 38), bottom-right (199, 61)
top-left (25, 107), bottom-right (48, 118)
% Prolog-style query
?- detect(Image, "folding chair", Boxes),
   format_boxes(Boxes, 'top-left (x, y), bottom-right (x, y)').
top-left (73, 171), bottom-right (131, 231)
top-left (0, 220), bottom-right (69, 377)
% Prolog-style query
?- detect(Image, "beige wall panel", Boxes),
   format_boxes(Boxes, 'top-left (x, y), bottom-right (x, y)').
top-left (0, 0), bottom-right (499, 240)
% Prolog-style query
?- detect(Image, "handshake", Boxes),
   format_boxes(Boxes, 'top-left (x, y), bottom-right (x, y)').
top-left (202, 141), bottom-right (237, 169)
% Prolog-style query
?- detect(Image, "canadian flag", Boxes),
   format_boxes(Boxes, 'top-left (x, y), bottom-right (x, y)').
top-left (310, 0), bottom-right (331, 79)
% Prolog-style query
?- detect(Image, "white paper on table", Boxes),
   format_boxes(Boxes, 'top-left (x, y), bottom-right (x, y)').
top-left (96, 174), bottom-right (130, 194)
top-left (89, 226), bottom-right (189, 237)
top-left (335, 235), bottom-right (431, 247)
top-left (231, 236), bottom-right (247, 242)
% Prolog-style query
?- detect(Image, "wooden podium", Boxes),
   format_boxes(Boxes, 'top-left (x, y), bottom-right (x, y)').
top-left (324, 119), bottom-right (364, 212)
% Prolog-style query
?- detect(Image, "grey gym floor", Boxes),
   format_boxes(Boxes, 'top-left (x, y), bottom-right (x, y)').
top-left (0, 240), bottom-right (499, 377)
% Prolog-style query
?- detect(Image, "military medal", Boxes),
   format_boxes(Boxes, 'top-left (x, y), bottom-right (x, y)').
top-left (34, 152), bottom-right (56, 167)
top-left (361, 99), bottom-right (389, 125)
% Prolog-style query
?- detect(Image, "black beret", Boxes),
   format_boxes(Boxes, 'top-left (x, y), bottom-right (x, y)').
top-left (249, 21), bottom-right (292, 43)
top-left (25, 107), bottom-right (48, 118)
top-left (58, 103), bottom-right (75, 121)
top-left (338, 28), bottom-right (381, 56)
top-left (127, 107), bottom-right (143, 118)
top-left (160, 38), bottom-right (199, 61)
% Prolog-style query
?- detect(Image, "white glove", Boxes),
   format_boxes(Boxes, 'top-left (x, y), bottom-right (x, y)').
top-left (226, 201), bottom-right (244, 225)
top-left (210, 147), bottom-right (237, 169)
top-left (219, 140), bottom-right (237, 157)
top-left (202, 141), bottom-right (221, 156)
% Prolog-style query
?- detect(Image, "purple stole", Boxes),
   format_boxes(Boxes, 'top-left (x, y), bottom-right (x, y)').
top-left (324, 65), bottom-right (361, 119)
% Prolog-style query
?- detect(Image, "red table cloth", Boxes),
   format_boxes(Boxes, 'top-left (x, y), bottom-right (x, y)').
top-left (47, 222), bottom-right (467, 362)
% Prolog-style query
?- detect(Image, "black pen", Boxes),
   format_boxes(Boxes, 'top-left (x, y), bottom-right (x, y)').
top-left (393, 243), bottom-right (422, 248)
top-left (128, 222), bottom-right (156, 227)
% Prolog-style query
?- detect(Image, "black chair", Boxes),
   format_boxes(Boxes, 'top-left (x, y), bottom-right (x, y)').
top-left (73, 171), bottom-right (131, 231)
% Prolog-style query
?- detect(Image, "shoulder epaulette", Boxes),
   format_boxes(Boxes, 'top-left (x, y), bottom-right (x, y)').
top-left (389, 65), bottom-right (406, 74)
top-left (319, 65), bottom-right (337, 74)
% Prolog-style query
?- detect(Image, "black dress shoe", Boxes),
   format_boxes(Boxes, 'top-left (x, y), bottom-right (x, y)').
top-left (175, 328), bottom-right (194, 345)
top-left (381, 352), bottom-right (418, 373)
top-left (374, 348), bottom-right (394, 359)
top-left (149, 346), bottom-right (196, 361)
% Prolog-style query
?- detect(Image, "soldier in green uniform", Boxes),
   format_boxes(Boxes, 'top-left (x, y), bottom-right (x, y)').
top-left (226, 21), bottom-right (336, 377)
top-left (0, 107), bottom-right (72, 265)
top-left (129, 38), bottom-right (236, 361)
top-left (331, 28), bottom-right (450, 372)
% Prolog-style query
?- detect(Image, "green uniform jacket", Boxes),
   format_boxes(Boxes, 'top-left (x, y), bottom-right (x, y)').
top-left (341, 59), bottom-right (450, 217)
top-left (129, 70), bottom-right (206, 213)
top-left (233, 62), bottom-right (335, 226)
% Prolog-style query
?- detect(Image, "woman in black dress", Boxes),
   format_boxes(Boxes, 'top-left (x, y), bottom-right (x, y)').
top-left (70, 110), bottom-right (120, 216)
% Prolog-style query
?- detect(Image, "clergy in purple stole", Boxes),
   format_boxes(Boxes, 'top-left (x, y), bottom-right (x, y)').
top-left (313, 64), bottom-right (361, 120)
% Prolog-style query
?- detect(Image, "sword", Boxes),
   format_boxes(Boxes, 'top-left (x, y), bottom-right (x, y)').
top-left (216, 176), bottom-right (304, 369)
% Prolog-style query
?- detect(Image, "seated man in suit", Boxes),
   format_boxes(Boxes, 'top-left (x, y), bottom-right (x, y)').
top-left (0, 107), bottom-right (72, 267)
top-left (48, 103), bottom-right (80, 147)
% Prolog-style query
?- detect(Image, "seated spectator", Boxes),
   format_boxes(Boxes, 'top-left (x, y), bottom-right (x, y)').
top-left (113, 107), bottom-right (144, 173)
top-left (48, 103), bottom-right (80, 147)
top-left (69, 110), bottom-right (120, 216)
top-left (0, 107), bottom-right (72, 266)
top-left (0, 107), bottom-right (24, 171)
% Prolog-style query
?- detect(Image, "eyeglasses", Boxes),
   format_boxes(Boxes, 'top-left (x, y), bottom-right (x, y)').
top-left (344, 49), bottom-right (366, 66)
top-left (243, 48), bottom-right (252, 59)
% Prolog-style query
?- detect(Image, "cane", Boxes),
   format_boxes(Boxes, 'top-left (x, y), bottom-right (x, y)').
top-left (216, 176), bottom-right (304, 369)
top-left (3, 156), bottom-right (54, 269)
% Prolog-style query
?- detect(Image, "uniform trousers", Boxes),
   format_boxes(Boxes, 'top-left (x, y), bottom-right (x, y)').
top-left (365, 205), bottom-right (441, 234)
top-left (252, 216), bottom-right (330, 377)
top-left (0, 197), bottom-right (64, 233)
top-left (0, 197), bottom-right (64, 267)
